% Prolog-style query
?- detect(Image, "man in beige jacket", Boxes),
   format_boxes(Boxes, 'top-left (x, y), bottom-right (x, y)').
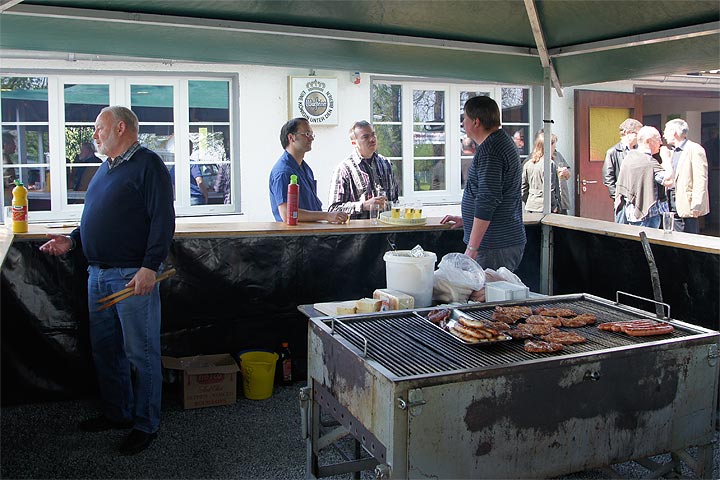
top-left (662, 118), bottom-right (709, 233)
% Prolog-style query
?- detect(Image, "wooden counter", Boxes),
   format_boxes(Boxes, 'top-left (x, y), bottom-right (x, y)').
top-left (541, 213), bottom-right (720, 255)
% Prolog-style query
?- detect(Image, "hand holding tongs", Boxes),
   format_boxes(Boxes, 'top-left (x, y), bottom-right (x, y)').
top-left (96, 268), bottom-right (176, 311)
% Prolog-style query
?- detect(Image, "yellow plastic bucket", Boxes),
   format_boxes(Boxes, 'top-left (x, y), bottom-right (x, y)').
top-left (239, 351), bottom-right (279, 400)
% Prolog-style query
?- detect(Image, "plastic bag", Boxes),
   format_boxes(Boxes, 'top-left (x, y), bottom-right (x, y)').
top-left (432, 253), bottom-right (486, 303)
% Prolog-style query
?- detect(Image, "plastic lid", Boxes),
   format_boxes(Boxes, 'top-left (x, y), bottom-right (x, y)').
top-left (290, 174), bottom-right (298, 185)
top-left (13, 179), bottom-right (23, 187)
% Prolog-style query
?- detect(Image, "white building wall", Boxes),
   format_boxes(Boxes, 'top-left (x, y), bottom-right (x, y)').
top-left (3, 56), bottom-right (717, 222)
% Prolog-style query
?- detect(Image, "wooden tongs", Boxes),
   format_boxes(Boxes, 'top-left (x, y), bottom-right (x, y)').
top-left (96, 268), bottom-right (177, 311)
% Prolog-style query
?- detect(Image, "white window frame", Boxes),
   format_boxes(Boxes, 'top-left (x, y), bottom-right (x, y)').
top-left (2, 73), bottom-right (237, 223)
top-left (372, 78), bottom-right (532, 205)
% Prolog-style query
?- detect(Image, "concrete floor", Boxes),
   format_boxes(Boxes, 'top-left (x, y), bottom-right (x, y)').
top-left (1, 383), bottom-right (718, 479)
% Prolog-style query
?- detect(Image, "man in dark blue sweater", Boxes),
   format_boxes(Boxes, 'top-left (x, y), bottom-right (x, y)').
top-left (441, 96), bottom-right (526, 272)
top-left (40, 106), bottom-right (175, 455)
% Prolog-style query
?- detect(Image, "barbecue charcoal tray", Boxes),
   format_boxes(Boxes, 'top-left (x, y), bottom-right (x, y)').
top-left (418, 309), bottom-right (511, 346)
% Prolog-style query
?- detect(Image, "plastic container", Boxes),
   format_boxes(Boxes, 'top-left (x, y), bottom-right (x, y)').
top-left (383, 250), bottom-right (437, 307)
top-left (11, 179), bottom-right (28, 233)
top-left (239, 351), bottom-right (279, 400)
top-left (286, 174), bottom-right (298, 225)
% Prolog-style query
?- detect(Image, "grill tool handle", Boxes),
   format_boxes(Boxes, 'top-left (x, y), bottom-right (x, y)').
top-left (330, 317), bottom-right (369, 356)
top-left (615, 291), bottom-right (671, 320)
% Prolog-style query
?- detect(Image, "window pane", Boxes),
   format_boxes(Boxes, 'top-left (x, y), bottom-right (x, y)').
top-left (131, 85), bottom-right (174, 122)
top-left (3, 126), bottom-right (50, 210)
top-left (413, 90), bottom-right (444, 122)
top-left (65, 126), bottom-right (100, 203)
top-left (372, 84), bottom-right (401, 122)
top-left (189, 80), bottom-right (229, 122)
top-left (64, 84), bottom-right (109, 122)
top-left (375, 124), bottom-right (402, 157)
top-left (189, 126), bottom-right (230, 205)
top-left (501, 88), bottom-right (529, 123)
top-left (414, 124), bottom-right (445, 192)
top-left (1, 77), bottom-right (49, 122)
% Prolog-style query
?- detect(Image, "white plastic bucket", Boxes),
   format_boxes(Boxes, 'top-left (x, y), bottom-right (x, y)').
top-left (383, 250), bottom-right (437, 307)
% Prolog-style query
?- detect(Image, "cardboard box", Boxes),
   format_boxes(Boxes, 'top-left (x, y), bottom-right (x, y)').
top-left (161, 354), bottom-right (240, 409)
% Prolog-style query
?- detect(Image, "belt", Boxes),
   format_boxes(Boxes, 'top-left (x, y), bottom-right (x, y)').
top-left (94, 263), bottom-right (115, 269)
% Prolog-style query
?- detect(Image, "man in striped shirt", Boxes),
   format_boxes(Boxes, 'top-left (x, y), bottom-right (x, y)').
top-left (441, 96), bottom-right (526, 272)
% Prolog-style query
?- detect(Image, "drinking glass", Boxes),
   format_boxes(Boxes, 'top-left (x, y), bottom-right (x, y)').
top-left (370, 202), bottom-right (381, 225)
top-left (663, 212), bottom-right (674, 234)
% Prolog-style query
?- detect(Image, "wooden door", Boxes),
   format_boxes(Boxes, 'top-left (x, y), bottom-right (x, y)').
top-left (574, 91), bottom-right (642, 221)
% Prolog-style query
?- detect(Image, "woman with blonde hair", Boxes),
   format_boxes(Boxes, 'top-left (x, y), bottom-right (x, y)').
top-left (521, 131), bottom-right (562, 213)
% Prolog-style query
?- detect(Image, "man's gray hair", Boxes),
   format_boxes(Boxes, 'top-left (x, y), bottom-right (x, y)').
top-left (665, 118), bottom-right (689, 137)
top-left (637, 126), bottom-right (660, 145)
top-left (619, 118), bottom-right (642, 135)
top-left (349, 120), bottom-right (372, 140)
top-left (101, 106), bottom-right (139, 135)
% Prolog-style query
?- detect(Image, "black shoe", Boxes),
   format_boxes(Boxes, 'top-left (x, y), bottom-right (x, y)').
top-left (118, 429), bottom-right (157, 455)
top-left (79, 415), bottom-right (133, 432)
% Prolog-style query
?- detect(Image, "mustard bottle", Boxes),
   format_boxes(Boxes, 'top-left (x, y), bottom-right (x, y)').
top-left (11, 179), bottom-right (28, 233)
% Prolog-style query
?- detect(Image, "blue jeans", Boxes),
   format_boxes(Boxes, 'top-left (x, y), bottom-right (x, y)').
top-left (87, 265), bottom-right (162, 434)
top-left (628, 214), bottom-right (661, 229)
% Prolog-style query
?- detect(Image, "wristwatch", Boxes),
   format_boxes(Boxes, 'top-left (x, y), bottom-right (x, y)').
top-left (466, 244), bottom-right (479, 252)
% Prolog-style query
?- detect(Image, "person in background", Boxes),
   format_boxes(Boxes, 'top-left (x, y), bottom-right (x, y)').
top-left (269, 117), bottom-right (347, 223)
top-left (662, 118), bottom-right (709, 233)
top-left (3, 131), bottom-right (18, 205)
top-left (614, 126), bottom-right (669, 228)
top-left (512, 129), bottom-right (525, 156)
top-left (39, 106), bottom-right (175, 455)
top-left (440, 96), bottom-right (526, 272)
top-left (602, 118), bottom-right (643, 223)
top-left (460, 136), bottom-right (477, 189)
top-left (189, 140), bottom-right (209, 205)
top-left (214, 163), bottom-right (231, 204)
top-left (328, 120), bottom-right (399, 219)
top-left (536, 128), bottom-right (571, 214)
top-left (521, 131), bottom-right (562, 214)
top-left (73, 141), bottom-right (100, 191)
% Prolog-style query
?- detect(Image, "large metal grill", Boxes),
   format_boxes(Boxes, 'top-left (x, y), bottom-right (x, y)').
top-left (304, 293), bottom-right (719, 479)
top-left (325, 294), bottom-right (697, 378)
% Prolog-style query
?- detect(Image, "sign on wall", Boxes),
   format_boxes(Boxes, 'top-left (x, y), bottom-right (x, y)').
top-left (289, 77), bottom-right (338, 125)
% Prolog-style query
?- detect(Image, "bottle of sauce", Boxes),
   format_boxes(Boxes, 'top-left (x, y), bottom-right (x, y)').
top-left (279, 342), bottom-right (292, 385)
top-left (286, 174), bottom-right (298, 225)
top-left (11, 179), bottom-right (28, 233)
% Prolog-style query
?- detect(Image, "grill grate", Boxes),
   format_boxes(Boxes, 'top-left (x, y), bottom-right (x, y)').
top-left (324, 297), bottom-right (698, 378)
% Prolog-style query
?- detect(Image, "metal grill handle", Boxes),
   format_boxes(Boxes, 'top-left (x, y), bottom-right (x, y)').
top-left (330, 317), bottom-right (369, 356)
top-left (615, 291), bottom-right (671, 320)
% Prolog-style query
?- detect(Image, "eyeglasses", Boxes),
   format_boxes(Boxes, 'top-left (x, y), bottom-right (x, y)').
top-left (358, 132), bottom-right (377, 141)
top-left (294, 131), bottom-right (315, 139)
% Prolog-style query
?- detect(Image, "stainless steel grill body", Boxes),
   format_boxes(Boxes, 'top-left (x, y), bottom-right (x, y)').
top-left (306, 294), bottom-right (719, 479)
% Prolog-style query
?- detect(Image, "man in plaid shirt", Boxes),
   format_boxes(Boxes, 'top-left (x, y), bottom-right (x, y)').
top-left (328, 120), bottom-right (400, 219)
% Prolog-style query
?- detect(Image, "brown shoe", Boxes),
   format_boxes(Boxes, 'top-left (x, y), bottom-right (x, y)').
top-left (78, 415), bottom-right (133, 432)
top-left (118, 429), bottom-right (157, 455)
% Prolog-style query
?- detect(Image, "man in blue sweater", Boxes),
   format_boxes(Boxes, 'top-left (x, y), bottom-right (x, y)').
top-left (40, 106), bottom-right (175, 455)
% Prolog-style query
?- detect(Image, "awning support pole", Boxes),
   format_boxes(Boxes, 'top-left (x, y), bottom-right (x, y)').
top-left (539, 67), bottom-right (553, 294)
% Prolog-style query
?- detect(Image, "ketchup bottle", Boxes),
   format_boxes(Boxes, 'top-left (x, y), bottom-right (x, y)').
top-left (11, 179), bottom-right (28, 233)
top-left (286, 174), bottom-right (299, 225)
